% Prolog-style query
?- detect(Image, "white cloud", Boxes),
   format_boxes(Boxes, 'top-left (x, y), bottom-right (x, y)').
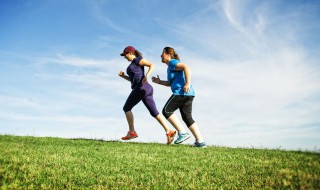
top-left (38, 54), bottom-right (112, 68)
top-left (221, 0), bottom-right (249, 35)
top-left (0, 95), bottom-right (38, 108)
top-left (87, 0), bottom-right (128, 34)
top-left (0, 111), bottom-right (115, 124)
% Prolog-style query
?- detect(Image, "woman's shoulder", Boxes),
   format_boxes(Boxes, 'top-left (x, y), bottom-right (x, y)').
top-left (132, 56), bottom-right (143, 65)
top-left (169, 59), bottom-right (180, 65)
top-left (168, 59), bottom-right (180, 70)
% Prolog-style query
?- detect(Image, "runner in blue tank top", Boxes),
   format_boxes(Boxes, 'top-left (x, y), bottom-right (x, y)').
top-left (118, 46), bottom-right (176, 144)
top-left (152, 47), bottom-right (207, 148)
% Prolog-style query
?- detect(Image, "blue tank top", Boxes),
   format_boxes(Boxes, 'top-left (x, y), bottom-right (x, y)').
top-left (167, 59), bottom-right (195, 96)
top-left (126, 56), bottom-right (144, 89)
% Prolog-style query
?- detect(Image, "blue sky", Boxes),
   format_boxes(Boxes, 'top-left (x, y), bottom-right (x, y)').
top-left (1, 0), bottom-right (319, 151)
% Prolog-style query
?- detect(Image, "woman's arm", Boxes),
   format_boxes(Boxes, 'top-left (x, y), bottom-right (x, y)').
top-left (139, 59), bottom-right (154, 83)
top-left (152, 75), bottom-right (170, 86)
top-left (118, 71), bottom-right (130, 81)
top-left (174, 62), bottom-right (191, 92)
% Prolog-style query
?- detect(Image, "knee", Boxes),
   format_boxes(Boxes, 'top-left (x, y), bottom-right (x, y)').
top-left (123, 105), bottom-right (130, 113)
top-left (162, 108), bottom-right (172, 119)
top-left (150, 111), bottom-right (159, 118)
top-left (182, 115), bottom-right (195, 127)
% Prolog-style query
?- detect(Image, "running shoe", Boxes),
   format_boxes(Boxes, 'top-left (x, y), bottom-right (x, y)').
top-left (174, 132), bottom-right (191, 144)
top-left (192, 141), bottom-right (207, 148)
top-left (121, 131), bottom-right (138, 140)
top-left (166, 130), bottom-right (177, 144)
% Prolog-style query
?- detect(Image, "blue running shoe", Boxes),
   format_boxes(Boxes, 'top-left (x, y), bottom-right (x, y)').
top-left (174, 132), bottom-right (191, 144)
top-left (192, 141), bottom-right (207, 148)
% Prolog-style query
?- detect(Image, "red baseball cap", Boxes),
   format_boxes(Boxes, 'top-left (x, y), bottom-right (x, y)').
top-left (120, 46), bottom-right (136, 56)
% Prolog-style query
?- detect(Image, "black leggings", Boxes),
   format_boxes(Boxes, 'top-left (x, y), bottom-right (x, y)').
top-left (162, 95), bottom-right (195, 127)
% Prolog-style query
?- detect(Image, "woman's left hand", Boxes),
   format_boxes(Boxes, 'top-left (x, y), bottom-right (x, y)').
top-left (142, 77), bottom-right (148, 83)
top-left (183, 83), bottom-right (190, 93)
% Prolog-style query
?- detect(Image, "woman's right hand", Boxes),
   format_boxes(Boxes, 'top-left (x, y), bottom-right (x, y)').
top-left (118, 71), bottom-right (125, 77)
top-left (152, 75), bottom-right (160, 84)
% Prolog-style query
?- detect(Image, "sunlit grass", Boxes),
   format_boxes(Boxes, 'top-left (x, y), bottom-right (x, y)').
top-left (0, 135), bottom-right (319, 189)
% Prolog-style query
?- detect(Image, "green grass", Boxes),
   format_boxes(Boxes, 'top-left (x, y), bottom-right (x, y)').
top-left (0, 135), bottom-right (319, 189)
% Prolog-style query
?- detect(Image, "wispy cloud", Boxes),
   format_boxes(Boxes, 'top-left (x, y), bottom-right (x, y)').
top-left (38, 54), bottom-right (111, 68)
top-left (87, 1), bottom-right (127, 34)
top-left (221, 0), bottom-right (249, 35)
top-left (36, 54), bottom-right (129, 96)
top-left (0, 111), bottom-right (115, 123)
top-left (0, 95), bottom-right (38, 108)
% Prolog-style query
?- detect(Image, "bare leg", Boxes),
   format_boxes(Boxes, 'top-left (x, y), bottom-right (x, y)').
top-left (189, 122), bottom-right (204, 143)
top-left (125, 111), bottom-right (135, 132)
top-left (155, 114), bottom-right (170, 132)
top-left (167, 114), bottom-right (187, 133)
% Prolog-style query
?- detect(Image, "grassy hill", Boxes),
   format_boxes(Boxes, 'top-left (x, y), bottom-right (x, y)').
top-left (0, 135), bottom-right (319, 189)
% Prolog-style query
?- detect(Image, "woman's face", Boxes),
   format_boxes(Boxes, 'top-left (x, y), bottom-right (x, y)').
top-left (123, 52), bottom-right (134, 62)
top-left (161, 51), bottom-right (170, 63)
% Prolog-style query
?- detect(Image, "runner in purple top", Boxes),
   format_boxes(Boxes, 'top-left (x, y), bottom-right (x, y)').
top-left (118, 46), bottom-right (176, 144)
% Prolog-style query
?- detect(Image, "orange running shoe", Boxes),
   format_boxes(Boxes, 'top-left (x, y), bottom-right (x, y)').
top-left (166, 130), bottom-right (177, 144)
top-left (121, 131), bottom-right (138, 140)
